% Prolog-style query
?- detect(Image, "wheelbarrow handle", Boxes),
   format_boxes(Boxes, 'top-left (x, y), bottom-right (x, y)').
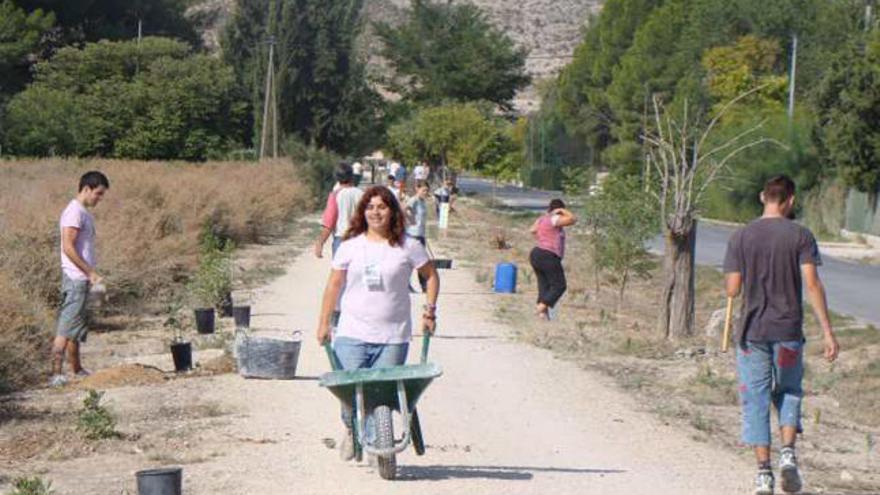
top-left (324, 343), bottom-right (343, 371)
top-left (420, 333), bottom-right (431, 364)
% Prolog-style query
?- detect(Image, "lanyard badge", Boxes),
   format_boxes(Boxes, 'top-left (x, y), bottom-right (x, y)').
top-left (364, 263), bottom-right (383, 291)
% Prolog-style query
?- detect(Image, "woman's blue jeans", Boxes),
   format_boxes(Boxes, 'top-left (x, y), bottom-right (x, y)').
top-left (736, 340), bottom-right (804, 446)
top-left (333, 336), bottom-right (409, 444)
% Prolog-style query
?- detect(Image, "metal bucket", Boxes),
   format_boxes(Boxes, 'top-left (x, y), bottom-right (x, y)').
top-left (235, 330), bottom-right (302, 380)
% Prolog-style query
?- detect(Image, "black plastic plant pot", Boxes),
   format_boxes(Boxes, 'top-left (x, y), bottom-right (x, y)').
top-left (170, 342), bottom-right (192, 372)
top-left (220, 292), bottom-right (233, 317)
top-left (433, 258), bottom-right (453, 269)
top-left (136, 467), bottom-right (182, 495)
top-left (194, 308), bottom-right (215, 334)
top-left (232, 305), bottom-right (251, 328)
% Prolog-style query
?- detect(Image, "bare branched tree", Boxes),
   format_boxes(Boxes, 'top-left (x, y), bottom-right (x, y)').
top-left (643, 89), bottom-right (784, 340)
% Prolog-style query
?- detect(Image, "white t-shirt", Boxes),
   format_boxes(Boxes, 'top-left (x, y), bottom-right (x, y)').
top-left (331, 234), bottom-right (430, 343)
top-left (386, 185), bottom-right (400, 201)
top-left (59, 199), bottom-right (96, 281)
top-left (413, 164), bottom-right (428, 181)
top-left (352, 162), bottom-right (363, 175)
top-left (334, 186), bottom-right (364, 237)
top-left (406, 196), bottom-right (427, 238)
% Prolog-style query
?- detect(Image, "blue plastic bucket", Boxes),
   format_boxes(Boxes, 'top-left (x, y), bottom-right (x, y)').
top-left (493, 263), bottom-right (517, 293)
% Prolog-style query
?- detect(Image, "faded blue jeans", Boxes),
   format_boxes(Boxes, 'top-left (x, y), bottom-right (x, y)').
top-left (736, 340), bottom-right (804, 446)
top-left (333, 336), bottom-right (409, 444)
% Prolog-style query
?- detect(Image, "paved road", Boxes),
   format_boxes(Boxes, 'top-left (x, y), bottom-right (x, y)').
top-left (458, 176), bottom-right (880, 327)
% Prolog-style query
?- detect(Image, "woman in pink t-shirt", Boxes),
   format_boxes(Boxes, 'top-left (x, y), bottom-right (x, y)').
top-left (316, 186), bottom-right (440, 460)
top-left (529, 199), bottom-right (577, 320)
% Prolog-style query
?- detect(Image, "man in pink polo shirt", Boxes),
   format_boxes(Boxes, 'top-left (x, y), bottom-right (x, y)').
top-left (50, 171), bottom-right (109, 387)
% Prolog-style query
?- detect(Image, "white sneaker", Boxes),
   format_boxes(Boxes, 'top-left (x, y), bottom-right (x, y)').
top-left (75, 368), bottom-right (92, 378)
top-left (48, 374), bottom-right (68, 388)
top-left (779, 447), bottom-right (802, 493)
top-left (754, 469), bottom-right (774, 495)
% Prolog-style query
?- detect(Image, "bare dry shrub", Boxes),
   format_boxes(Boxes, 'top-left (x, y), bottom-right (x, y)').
top-left (0, 158), bottom-right (308, 390)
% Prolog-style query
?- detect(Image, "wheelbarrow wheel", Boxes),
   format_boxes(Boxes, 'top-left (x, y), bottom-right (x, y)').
top-left (373, 405), bottom-right (397, 480)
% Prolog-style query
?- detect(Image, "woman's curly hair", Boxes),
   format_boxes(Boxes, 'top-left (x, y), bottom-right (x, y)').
top-left (343, 186), bottom-right (406, 246)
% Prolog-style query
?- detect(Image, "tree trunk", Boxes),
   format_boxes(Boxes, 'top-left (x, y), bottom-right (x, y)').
top-left (658, 220), bottom-right (697, 339)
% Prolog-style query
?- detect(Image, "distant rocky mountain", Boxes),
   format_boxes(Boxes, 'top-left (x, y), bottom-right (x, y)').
top-left (186, 0), bottom-right (603, 113)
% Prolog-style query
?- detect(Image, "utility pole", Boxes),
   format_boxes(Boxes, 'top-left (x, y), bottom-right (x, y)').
top-left (259, 0), bottom-right (279, 161)
top-left (259, 35), bottom-right (278, 160)
top-left (787, 33), bottom-right (798, 121)
top-left (135, 18), bottom-right (143, 74)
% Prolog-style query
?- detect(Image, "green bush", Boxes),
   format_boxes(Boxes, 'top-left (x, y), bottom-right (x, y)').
top-left (385, 102), bottom-right (520, 179)
top-left (189, 228), bottom-right (234, 310)
top-left (3, 38), bottom-right (247, 160)
top-left (583, 175), bottom-right (658, 300)
top-left (77, 390), bottom-right (118, 440)
top-left (284, 139), bottom-right (341, 200)
top-left (699, 110), bottom-right (821, 223)
top-left (10, 476), bottom-right (54, 495)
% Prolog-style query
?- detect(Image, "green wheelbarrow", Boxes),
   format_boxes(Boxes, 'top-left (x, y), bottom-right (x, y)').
top-left (320, 334), bottom-right (442, 480)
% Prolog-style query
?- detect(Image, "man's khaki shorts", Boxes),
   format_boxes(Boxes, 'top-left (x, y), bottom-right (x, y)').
top-left (56, 275), bottom-right (90, 342)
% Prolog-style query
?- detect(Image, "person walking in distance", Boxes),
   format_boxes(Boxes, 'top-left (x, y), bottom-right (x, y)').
top-left (412, 161), bottom-right (428, 184)
top-left (529, 199), bottom-right (576, 320)
top-left (406, 180), bottom-right (430, 291)
top-left (351, 160), bottom-right (364, 187)
top-left (50, 171), bottom-right (110, 387)
top-left (724, 175), bottom-right (839, 495)
top-left (314, 163), bottom-right (363, 258)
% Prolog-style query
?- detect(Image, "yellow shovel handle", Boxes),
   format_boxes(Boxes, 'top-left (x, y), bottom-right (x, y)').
top-left (722, 296), bottom-right (734, 353)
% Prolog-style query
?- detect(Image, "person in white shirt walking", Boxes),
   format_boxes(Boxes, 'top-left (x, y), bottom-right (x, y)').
top-left (50, 171), bottom-right (109, 387)
top-left (351, 161), bottom-right (364, 187)
top-left (314, 163), bottom-right (364, 257)
top-left (406, 180), bottom-right (430, 291)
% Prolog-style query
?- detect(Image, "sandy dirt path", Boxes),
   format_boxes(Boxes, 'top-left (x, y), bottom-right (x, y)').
top-left (29, 238), bottom-right (754, 494)
top-left (191, 243), bottom-right (752, 494)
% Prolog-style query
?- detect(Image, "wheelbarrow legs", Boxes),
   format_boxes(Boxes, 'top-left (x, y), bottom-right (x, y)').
top-left (410, 409), bottom-right (425, 456)
top-left (350, 402), bottom-right (363, 462)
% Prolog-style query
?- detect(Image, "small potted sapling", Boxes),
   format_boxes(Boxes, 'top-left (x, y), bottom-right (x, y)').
top-left (165, 305), bottom-right (193, 372)
top-left (190, 271), bottom-right (217, 335)
top-left (191, 229), bottom-right (235, 330)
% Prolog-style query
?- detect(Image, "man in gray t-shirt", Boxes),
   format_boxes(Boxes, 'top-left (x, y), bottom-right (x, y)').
top-left (723, 175), bottom-right (839, 494)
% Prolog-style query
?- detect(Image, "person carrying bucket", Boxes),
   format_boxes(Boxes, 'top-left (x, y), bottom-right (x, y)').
top-left (316, 186), bottom-right (440, 462)
top-left (723, 175), bottom-right (839, 495)
top-left (528, 199), bottom-right (576, 320)
top-left (50, 171), bottom-right (110, 387)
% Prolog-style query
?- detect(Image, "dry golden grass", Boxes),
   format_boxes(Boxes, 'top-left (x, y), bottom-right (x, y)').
top-left (0, 158), bottom-right (309, 391)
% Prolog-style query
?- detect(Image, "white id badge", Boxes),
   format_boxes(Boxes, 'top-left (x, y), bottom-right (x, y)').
top-left (364, 263), bottom-right (382, 291)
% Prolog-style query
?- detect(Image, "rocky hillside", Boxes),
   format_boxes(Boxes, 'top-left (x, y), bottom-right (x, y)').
top-left (187, 0), bottom-right (604, 112)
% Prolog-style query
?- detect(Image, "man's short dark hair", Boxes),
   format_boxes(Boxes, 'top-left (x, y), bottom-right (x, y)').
top-left (415, 179), bottom-right (429, 189)
top-left (548, 198), bottom-right (565, 211)
top-left (763, 175), bottom-right (796, 205)
top-left (79, 171), bottom-right (110, 191)
top-left (334, 162), bottom-right (354, 184)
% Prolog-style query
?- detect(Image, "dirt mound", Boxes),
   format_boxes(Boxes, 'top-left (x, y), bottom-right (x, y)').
top-left (73, 364), bottom-right (167, 389)
top-left (199, 353), bottom-right (236, 375)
